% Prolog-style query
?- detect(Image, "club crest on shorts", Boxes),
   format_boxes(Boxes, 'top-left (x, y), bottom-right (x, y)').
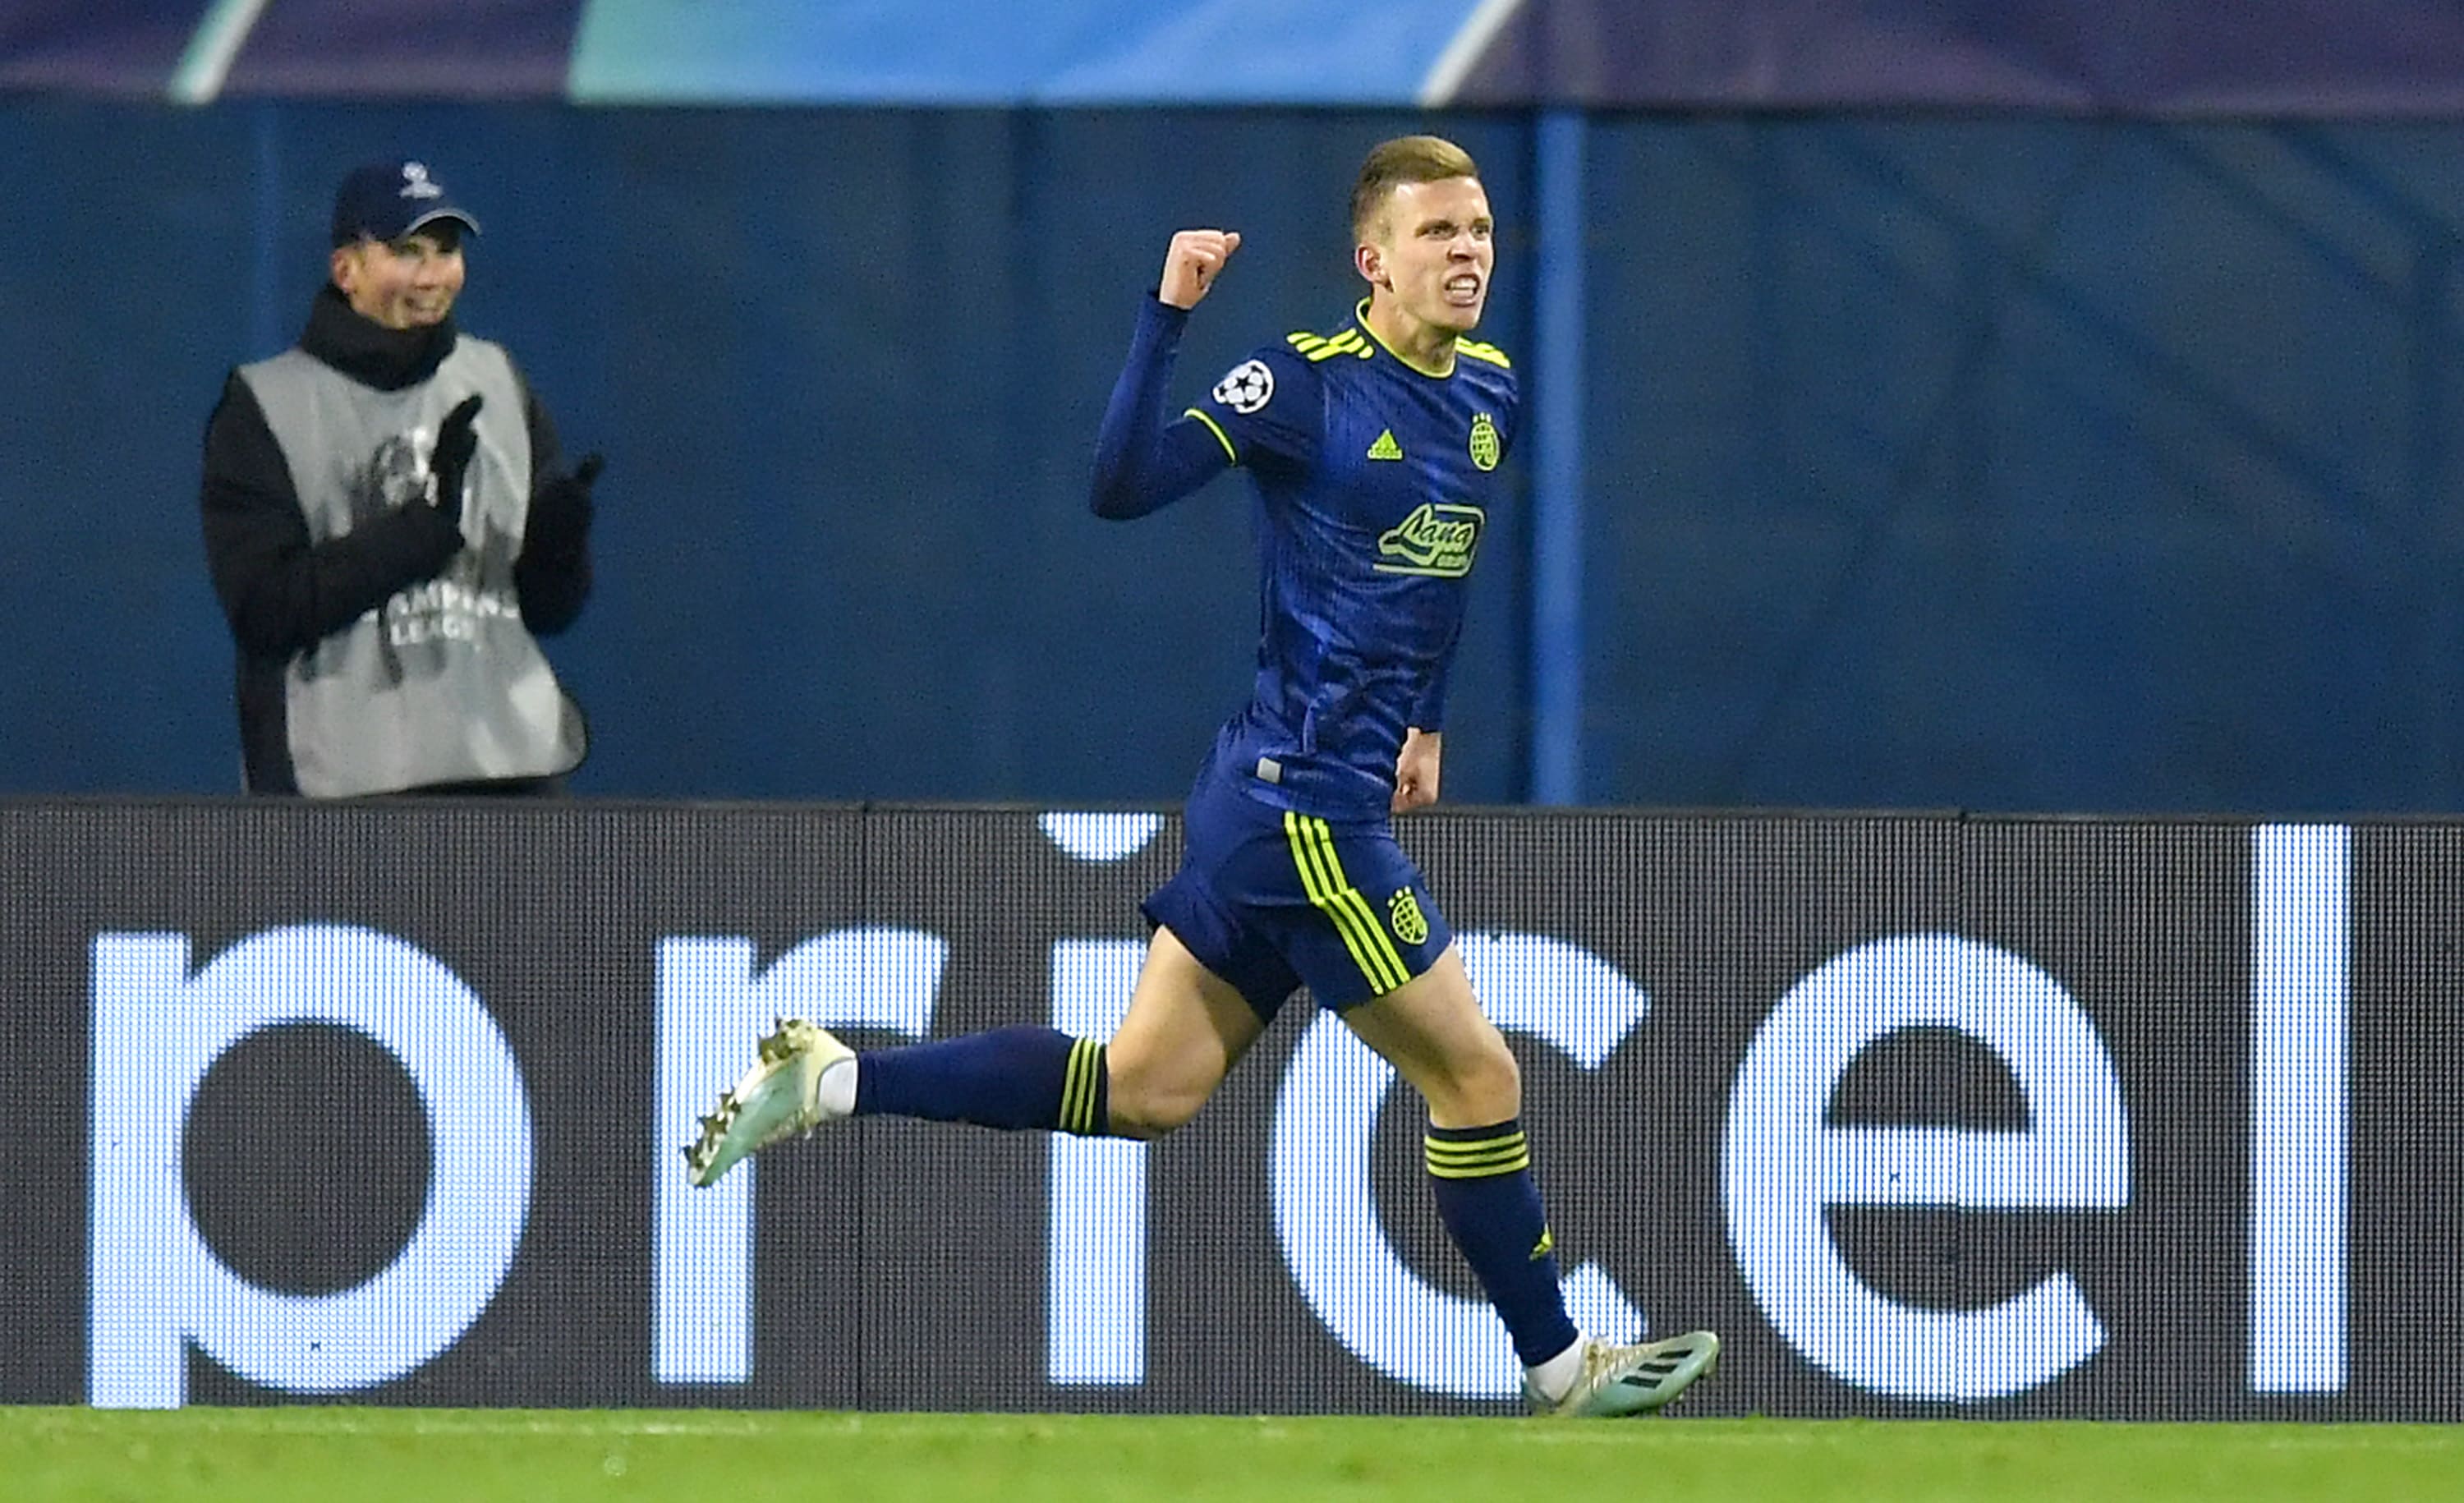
top-left (1389, 887), bottom-right (1430, 946)
top-left (1212, 359), bottom-right (1275, 414)
top-left (1469, 412), bottom-right (1501, 471)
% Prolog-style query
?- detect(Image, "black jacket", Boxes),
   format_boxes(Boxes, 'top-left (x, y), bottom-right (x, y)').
top-left (200, 287), bottom-right (592, 793)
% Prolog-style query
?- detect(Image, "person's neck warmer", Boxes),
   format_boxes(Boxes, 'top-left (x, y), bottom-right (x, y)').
top-left (298, 283), bottom-right (459, 391)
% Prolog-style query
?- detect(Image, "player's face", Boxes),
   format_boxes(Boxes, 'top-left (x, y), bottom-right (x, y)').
top-left (331, 227), bottom-right (466, 331)
top-left (1363, 177), bottom-right (1495, 336)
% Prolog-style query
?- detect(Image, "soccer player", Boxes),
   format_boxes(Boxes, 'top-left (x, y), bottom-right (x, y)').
top-left (685, 135), bottom-right (1720, 1418)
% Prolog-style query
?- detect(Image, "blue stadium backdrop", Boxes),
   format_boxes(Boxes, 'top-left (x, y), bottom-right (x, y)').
top-left (9, 6), bottom-right (2464, 811)
top-left (1, 798), bottom-right (2454, 1418)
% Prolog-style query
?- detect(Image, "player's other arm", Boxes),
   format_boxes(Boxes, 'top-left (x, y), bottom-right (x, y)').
top-left (1089, 230), bottom-right (1246, 521)
top-left (1395, 660), bottom-right (1454, 811)
top-left (1395, 614), bottom-right (1468, 811)
top-left (1393, 728), bottom-right (1443, 811)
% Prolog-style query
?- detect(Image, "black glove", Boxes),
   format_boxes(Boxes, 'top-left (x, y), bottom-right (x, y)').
top-left (528, 452), bottom-right (604, 545)
top-left (428, 393), bottom-right (485, 526)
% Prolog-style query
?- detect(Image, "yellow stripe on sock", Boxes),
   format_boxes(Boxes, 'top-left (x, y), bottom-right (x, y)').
top-left (1425, 1131), bottom-right (1529, 1157)
top-left (1427, 1134), bottom-right (1530, 1165)
top-left (1426, 1148), bottom-right (1531, 1169)
top-left (1427, 1152), bottom-right (1533, 1175)
top-left (1060, 1038), bottom-right (1102, 1135)
top-left (1426, 1131), bottom-right (1533, 1177)
top-left (1427, 1156), bottom-right (1533, 1178)
top-left (1429, 1148), bottom-right (1518, 1173)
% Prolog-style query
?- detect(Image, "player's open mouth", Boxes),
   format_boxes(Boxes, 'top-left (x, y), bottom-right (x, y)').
top-left (1445, 275), bottom-right (1483, 304)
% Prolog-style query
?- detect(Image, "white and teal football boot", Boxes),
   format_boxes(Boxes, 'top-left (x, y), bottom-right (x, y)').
top-left (683, 1017), bottom-right (854, 1188)
top-left (1529, 1331), bottom-right (1722, 1418)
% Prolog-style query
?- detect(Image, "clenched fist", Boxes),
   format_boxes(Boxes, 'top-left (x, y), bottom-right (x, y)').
top-left (1392, 728), bottom-right (1443, 812)
top-left (1158, 229), bottom-right (1243, 310)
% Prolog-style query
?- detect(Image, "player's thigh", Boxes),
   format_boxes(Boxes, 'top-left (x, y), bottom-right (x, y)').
top-left (1106, 924), bottom-right (1267, 1138)
top-left (1338, 943), bottom-right (1519, 1128)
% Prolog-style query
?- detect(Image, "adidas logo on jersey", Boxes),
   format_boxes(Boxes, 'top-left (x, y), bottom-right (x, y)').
top-left (1366, 430), bottom-right (1404, 461)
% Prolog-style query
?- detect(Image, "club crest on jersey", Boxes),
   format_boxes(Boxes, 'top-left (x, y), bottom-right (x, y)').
top-left (1469, 412), bottom-right (1501, 471)
top-left (1375, 502), bottom-right (1484, 578)
top-left (1389, 887), bottom-right (1430, 946)
top-left (1212, 359), bottom-right (1275, 415)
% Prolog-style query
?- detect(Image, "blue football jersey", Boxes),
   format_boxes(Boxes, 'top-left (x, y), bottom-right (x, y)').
top-left (1184, 301), bottom-right (1519, 816)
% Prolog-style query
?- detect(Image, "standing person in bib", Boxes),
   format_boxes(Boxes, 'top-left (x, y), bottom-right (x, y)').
top-left (685, 136), bottom-right (1718, 1418)
top-left (200, 159), bottom-right (601, 797)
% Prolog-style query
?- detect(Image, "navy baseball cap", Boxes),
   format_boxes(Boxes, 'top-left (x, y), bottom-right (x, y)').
top-left (330, 159), bottom-right (482, 246)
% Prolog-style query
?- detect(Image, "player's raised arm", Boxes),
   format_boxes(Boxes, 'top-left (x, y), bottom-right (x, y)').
top-left (1158, 229), bottom-right (1241, 309)
top-left (1088, 229), bottom-right (1248, 521)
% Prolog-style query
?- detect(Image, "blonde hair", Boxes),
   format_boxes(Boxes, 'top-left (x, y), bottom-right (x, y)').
top-left (1349, 136), bottom-right (1482, 242)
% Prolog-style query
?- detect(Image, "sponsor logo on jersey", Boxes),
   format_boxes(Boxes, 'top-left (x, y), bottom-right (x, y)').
top-left (1366, 429), bottom-right (1404, 461)
top-left (1212, 359), bottom-right (1275, 414)
top-left (1469, 412), bottom-right (1501, 471)
top-left (1375, 502), bottom-right (1484, 577)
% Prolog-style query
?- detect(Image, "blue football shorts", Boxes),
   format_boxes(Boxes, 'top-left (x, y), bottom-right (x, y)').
top-left (1140, 768), bottom-right (1452, 1020)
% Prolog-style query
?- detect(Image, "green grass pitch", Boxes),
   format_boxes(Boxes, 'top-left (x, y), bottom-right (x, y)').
top-left (7, 1409), bottom-right (2460, 1502)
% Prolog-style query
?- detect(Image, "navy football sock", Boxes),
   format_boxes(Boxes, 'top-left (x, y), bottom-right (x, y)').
top-left (854, 1025), bottom-right (1112, 1136)
top-left (1426, 1119), bottom-right (1582, 1369)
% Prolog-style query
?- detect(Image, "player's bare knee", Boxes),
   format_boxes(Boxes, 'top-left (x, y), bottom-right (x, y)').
top-left (1103, 1063), bottom-right (1211, 1139)
top-left (1461, 1041), bottom-right (1522, 1119)
top-left (1106, 1080), bottom-right (1206, 1140)
top-left (1418, 1033), bottom-right (1520, 1124)
top-left (1105, 1107), bottom-right (1179, 1142)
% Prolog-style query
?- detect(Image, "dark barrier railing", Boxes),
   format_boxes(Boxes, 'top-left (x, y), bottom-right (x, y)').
top-left (4, 800), bottom-right (2445, 1417)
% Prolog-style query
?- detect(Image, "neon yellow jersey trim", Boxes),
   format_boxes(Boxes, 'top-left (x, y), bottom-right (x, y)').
top-left (1184, 406), bottom-right (1238, 464)
top-left (1350, 297), bottom-right (1517, 378)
